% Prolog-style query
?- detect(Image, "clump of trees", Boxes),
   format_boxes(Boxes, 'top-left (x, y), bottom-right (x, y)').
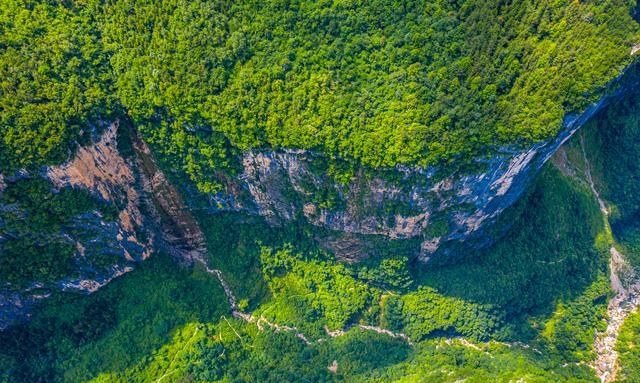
top-left (260, 245), bottom-right (375, 333)
top-left (617, 309), bottom-right (640, 382)
top-left (0, 0), bottom-right (115, 173)
top-left (0, 177), bottom-right (116, 287)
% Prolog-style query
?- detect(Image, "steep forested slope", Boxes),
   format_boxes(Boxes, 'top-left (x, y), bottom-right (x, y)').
top-left (560, 84), bottom-right (640, 383)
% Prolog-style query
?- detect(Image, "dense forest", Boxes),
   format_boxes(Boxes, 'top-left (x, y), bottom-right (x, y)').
top-left (3, 1), bottom-right (640, 382)
top-left (2, 0), bottom-right (640, 191)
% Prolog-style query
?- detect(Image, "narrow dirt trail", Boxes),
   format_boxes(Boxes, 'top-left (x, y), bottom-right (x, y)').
top-left (132, 133), bottom-right (413, 347)
top-left (154, 326), bottom-right (200, 383)
top-left (579, 135), bottom-right (640, 383)
top-left (198, 258), bottom-right (412, 346)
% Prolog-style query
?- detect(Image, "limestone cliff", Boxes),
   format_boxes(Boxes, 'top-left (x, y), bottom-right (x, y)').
top-left (0, 61), bottom-right (638, 331)
top-left (0, 123), bottom-right (153, 329)
top-left (206, 64), bottom-right (640, 260)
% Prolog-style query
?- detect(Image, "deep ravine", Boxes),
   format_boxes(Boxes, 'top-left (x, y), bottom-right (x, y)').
top-left (579, 135), bottom-right (640, 383)
top-left (133, 130), bottom-right (414, 347)
top-left (140, 121), bottom-right (640, 374)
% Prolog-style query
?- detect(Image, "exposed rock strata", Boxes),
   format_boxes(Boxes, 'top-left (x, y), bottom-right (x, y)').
top-left (131, 133), bottom-right (208, 261)
top-left (47, 122), bottom-right (153, 266)
top-left (208, 65), bottom-right (640, 260)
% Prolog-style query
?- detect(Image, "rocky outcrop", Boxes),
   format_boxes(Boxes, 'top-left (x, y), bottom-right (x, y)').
top-left (0, 122), bottom-right (153, 330)
top-left (208, 63), bottom-right (640, 260)
top-left (1, 63), bottom-right (637, 332)
top-left (46, 122), bottom-right (152, 265)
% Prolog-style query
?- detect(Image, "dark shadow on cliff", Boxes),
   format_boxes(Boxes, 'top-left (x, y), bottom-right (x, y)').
top-left (410, 164), bottom-right (608, 340)
top-left (574, 84), bottom-right (640, 269)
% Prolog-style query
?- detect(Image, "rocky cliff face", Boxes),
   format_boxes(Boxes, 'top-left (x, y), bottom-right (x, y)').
top-left (46, 122), bottom-right (153, 270)
top-left (0, 123), bottom-right (153, 329)
top-left (1, 63), bottom-right (637, 330)
top-left (208, 64), bottom-right (640, 261)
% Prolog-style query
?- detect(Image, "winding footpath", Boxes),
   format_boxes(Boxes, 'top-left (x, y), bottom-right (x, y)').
top-left (195, 254), bottom-right (413, 346)
top-left (579, 136), bottom-right (640, 383)
top-left (139, 124), bottom-right (640, 379)
top-left (134, 133), bottom-right (414, 348)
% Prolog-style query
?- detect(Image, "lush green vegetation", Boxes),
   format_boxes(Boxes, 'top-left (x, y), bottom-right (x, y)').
top-left (0, 152), bottom-right (618, 382)
top-left (249, 164), bottom-right (613, 365)
top-left (363, 339), bottom-right (599, 383)
top-left (0, 254), bottom-right (229, 383)
top-left (0, 177), bottom-right (117, 288)
top-left (415, 167), bottom-right (609, 346)
top-left (565, 74), bottom-right (640, 383)
top-left (2, 1), bottom-right (639, 189)
top-left (0, 252), bottom-right (413, 383)
top-left (4, 2), bottom-right (640, 379)
top-left (617, 309), bottom-right (640, 383)
top-left (260, 245), bottom-right (375, 334)
top-left (0, 0), bottom-right (115, 172)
